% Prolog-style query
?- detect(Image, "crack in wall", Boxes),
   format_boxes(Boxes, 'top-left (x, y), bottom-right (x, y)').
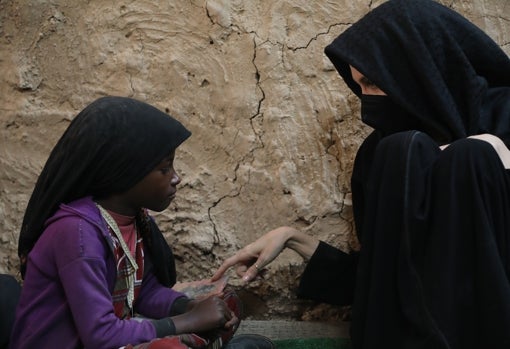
top-left (126, 28), bottom-right (146, 96)
top-left (208, 32), bottom-right (266, 246)
top-left (288, 22), bottom-right (350, 51)
top-left (204, 1), bottom-right (215, 26)
top-left (127, 72), bottom-right (135, 96)
top-left (288, 23), bottom-right (354, 216)
top-left (203, 20), bottom-right (352, 238)
top-left (480, 14), bottom-right (510, 23)
top-left (204, 0), bottom-right (233, 29)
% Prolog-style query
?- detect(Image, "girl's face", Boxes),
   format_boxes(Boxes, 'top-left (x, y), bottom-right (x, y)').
top-left (120, 151), bottom-right (182, 214)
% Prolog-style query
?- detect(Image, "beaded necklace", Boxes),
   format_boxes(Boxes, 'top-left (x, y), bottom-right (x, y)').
top-left (96, 203), bottom-right (138, 311)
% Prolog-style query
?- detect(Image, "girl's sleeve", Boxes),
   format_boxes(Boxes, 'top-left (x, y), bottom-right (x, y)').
top-left (297, 241), bottom-right (359, 305)
top-left (134, 256), bottom-right (189, 319)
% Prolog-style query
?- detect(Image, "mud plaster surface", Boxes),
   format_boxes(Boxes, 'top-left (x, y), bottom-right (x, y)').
top-left (1, 0), bottom-right (509, 320)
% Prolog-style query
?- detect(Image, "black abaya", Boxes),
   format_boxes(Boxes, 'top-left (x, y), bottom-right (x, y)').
top-left (353, 131), bottom-right (510, 348)
top-left (300, 132), bottom-right (510, 348)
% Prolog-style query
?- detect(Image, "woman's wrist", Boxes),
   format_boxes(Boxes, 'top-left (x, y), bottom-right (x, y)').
top-left (278, 226), bottom-right (298, 246)
top-left (283, 228), bottom-right (320, 260)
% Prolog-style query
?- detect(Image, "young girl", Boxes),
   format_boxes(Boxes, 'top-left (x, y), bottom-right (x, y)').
top-left (10, 96), bottom-right (239, 349)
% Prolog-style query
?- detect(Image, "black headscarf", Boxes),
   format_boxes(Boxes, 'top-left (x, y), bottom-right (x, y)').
top-left (18, 96), bottom-right (191, 284)
top-left (325, 0), bottom-right (510, 145)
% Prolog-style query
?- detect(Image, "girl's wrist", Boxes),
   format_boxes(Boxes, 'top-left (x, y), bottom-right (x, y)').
top-left (170, 296), bottom-right (193, 315)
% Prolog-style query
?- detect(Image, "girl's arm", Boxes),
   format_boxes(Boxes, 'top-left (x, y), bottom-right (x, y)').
top-left (134, 257), bottom-right (188, 319)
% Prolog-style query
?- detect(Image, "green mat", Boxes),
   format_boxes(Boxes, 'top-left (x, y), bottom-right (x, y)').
top-left (273, 337), bottom-right (352, 349)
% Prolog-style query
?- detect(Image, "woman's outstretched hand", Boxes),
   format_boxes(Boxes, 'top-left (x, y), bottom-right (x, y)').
top-left (211, 226), bottom-right (297, 283)
top-left (211, 226), bottom-right (320, 283)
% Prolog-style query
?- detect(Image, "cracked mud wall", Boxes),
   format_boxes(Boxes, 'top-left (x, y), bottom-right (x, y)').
top-left (1, 0), bottom-right (509, 320)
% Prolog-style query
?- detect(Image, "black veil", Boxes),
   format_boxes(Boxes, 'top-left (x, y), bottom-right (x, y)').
top-left (325, 0), bottom-right (510, 145)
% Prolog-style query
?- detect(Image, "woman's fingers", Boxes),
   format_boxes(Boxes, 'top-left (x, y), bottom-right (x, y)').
top-left (211, 246), bottom-right (260, 281)
top-left (211, 253), bottom-right (245, 281)
top-left (235, 265), bottom-right (248, 278)
top-left (241, 260), bottom-right (265, 282)
top-left (211, 227), bottom-right (293, 281)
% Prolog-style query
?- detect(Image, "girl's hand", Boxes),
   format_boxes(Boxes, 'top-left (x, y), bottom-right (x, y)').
top-left (172, 295), bottom-right (238, 334)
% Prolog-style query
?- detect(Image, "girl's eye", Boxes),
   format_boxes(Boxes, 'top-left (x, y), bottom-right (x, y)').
top-left (160, 167), bottom-right (171, 174)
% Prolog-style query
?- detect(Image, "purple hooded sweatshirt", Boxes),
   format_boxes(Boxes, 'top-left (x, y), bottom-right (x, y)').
top-left (10, 197), bottom-right (186, 349)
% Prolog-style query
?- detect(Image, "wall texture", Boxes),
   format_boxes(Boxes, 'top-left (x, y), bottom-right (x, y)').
top-left (1, 0), bottom-right (509, 320)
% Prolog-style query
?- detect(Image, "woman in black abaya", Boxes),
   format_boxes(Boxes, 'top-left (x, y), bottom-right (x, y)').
top-left (213, 0), bottom-right (510, 348)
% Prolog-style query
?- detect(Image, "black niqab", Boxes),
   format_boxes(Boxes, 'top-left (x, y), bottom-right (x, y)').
top-left (19, 96), bottom-right (191, 285)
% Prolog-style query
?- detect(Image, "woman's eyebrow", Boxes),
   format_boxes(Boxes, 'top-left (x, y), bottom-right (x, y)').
top-left (359, 76), bottom-right (375, 86)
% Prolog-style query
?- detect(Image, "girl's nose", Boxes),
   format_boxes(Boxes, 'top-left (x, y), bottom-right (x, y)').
top-left (171, 171), bottom-right (181, 186)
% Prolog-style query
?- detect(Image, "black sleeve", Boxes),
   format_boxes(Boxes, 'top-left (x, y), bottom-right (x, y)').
top-left (151, 318), bottom-right (176, 337)
top-left (297, 241), bottom-right (359, 306)
top-left (351, 130), bottom-right (382, 240)
top-left (169, 296), bottom-right (192, 315)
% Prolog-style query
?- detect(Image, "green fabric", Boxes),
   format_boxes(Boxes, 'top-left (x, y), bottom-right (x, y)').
top-left (273, 337), bottom-right (351, 349)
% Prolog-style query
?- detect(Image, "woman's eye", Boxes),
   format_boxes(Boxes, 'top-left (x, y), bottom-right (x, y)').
top-left (160, 167), bottom-right (171, 174)
top-left (359, 76), bottom-right (378, 89)
top-left (364, 79), bottom-right (377, 88)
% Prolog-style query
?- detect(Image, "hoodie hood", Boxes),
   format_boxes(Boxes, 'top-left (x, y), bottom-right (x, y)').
top-left (44, 196), bottom-right (112, 246)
